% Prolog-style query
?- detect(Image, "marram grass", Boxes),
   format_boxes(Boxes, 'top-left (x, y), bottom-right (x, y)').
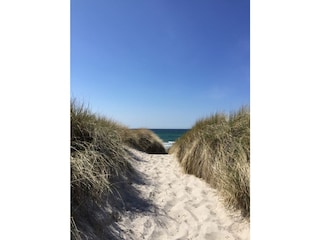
top-left (169, 106), bottom-right (250, 218)
top-left (121, 128), bottom-right (167, 154)
top-left (71, 100), bottom-right (133, 239)
top-left (70, 99), bottom-right (166, 239)
top-left (71, 100), bottom-right (131, 205)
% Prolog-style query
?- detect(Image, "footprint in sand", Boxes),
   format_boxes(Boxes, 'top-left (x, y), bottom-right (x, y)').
top-left (115, 149), bottom-right (250, 240)
top-left (185, 186), bottom-right (192, 193)
top-left (144, 219), bottom-right (152, 228)
top-left (149, 191), bottom-right (155, 198)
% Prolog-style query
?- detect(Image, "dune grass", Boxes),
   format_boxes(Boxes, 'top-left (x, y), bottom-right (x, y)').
top-left (71, 97), bottom-right (248, 239)
top-left (169, 106), bottom-right (250, 218)
top-left (71, 100), bottom-right (132, 203)
top-left (70, 99), bottom-right (166, 239)
top-left (121, 128), bottom-right (167, 154)
top-left (71, 100), bottom-right (134, 239)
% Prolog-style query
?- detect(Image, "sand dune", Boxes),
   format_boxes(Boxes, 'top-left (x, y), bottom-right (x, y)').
top-left (112, 149), bottom-right (249, 240)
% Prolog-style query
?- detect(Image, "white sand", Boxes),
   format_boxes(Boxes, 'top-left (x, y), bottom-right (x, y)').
top-left (114, 148), bottom-right (250, 240)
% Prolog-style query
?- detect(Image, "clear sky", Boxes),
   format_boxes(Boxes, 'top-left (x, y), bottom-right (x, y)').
top-left (71, 0), bottom-right (250, 128)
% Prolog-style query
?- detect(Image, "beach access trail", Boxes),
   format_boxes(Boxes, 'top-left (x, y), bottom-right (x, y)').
top-left (112, 148), bottom-right (249, 240)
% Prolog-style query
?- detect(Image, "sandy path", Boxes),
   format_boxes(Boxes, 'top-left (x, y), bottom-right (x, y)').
top-left (114, 148), bottom-right (249, 240)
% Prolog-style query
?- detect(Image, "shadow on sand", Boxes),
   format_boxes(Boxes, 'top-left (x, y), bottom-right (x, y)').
top-left (72, 149), bottom-right (159, 240)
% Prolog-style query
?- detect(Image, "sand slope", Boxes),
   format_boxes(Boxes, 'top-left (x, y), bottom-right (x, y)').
top-left (113, 148), bottom-right (249, 240)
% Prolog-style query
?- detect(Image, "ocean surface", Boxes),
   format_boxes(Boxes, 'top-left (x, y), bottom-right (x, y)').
top-left (150, 129), bottom-right (189, 150)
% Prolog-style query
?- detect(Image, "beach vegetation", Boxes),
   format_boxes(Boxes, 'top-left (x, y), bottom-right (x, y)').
top-left (121, 128), bottom-right (167, 154)
top-left (71, 99), bottom-right (133, 239)
top-left (169, 106), bottom-right (250, 219)
top-left (70, 99), bottom-right (165, 239)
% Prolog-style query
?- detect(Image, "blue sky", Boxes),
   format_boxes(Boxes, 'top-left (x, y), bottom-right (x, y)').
top-left (71, 0), bottom-right (250, 128)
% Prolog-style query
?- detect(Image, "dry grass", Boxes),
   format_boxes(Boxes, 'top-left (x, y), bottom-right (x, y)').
top-left (70, 99), bottom-right (166, 239)
top-left (169, 106), bottom-right (250, 218)
top-left (71, 100), bottom-right (134, 239)
top-left (71, 100), bottom-right (131, 204)
top-left (121, 128), bottom-right (167, 154)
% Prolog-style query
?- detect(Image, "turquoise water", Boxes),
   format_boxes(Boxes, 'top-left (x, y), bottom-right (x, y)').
top-left (150, 129), bottom-right (189, 142)
top-left (150, 129), bottom-right (189, 150)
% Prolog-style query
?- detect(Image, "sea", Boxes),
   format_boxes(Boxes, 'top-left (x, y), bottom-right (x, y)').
top-left (150, 129), bottom-right (190, 150)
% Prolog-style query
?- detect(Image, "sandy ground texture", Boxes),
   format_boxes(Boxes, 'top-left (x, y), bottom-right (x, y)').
top-left (110, 148), bottom-right (250, 240)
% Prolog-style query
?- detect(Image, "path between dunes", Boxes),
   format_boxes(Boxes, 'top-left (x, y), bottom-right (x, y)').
top-left (113, 148), bottom-right (249, 240)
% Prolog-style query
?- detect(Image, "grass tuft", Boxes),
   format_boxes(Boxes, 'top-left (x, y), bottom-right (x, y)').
top-left (71, 100), bottom-right (131, 204)
top-left (70, 99), bottom-right (166, 239)
top-left (121, 128), bottom-right (167, 154)
top-left (71, 99), bottom-right (133, 239)
top-left (169, 106), bottom-right (250, 218)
